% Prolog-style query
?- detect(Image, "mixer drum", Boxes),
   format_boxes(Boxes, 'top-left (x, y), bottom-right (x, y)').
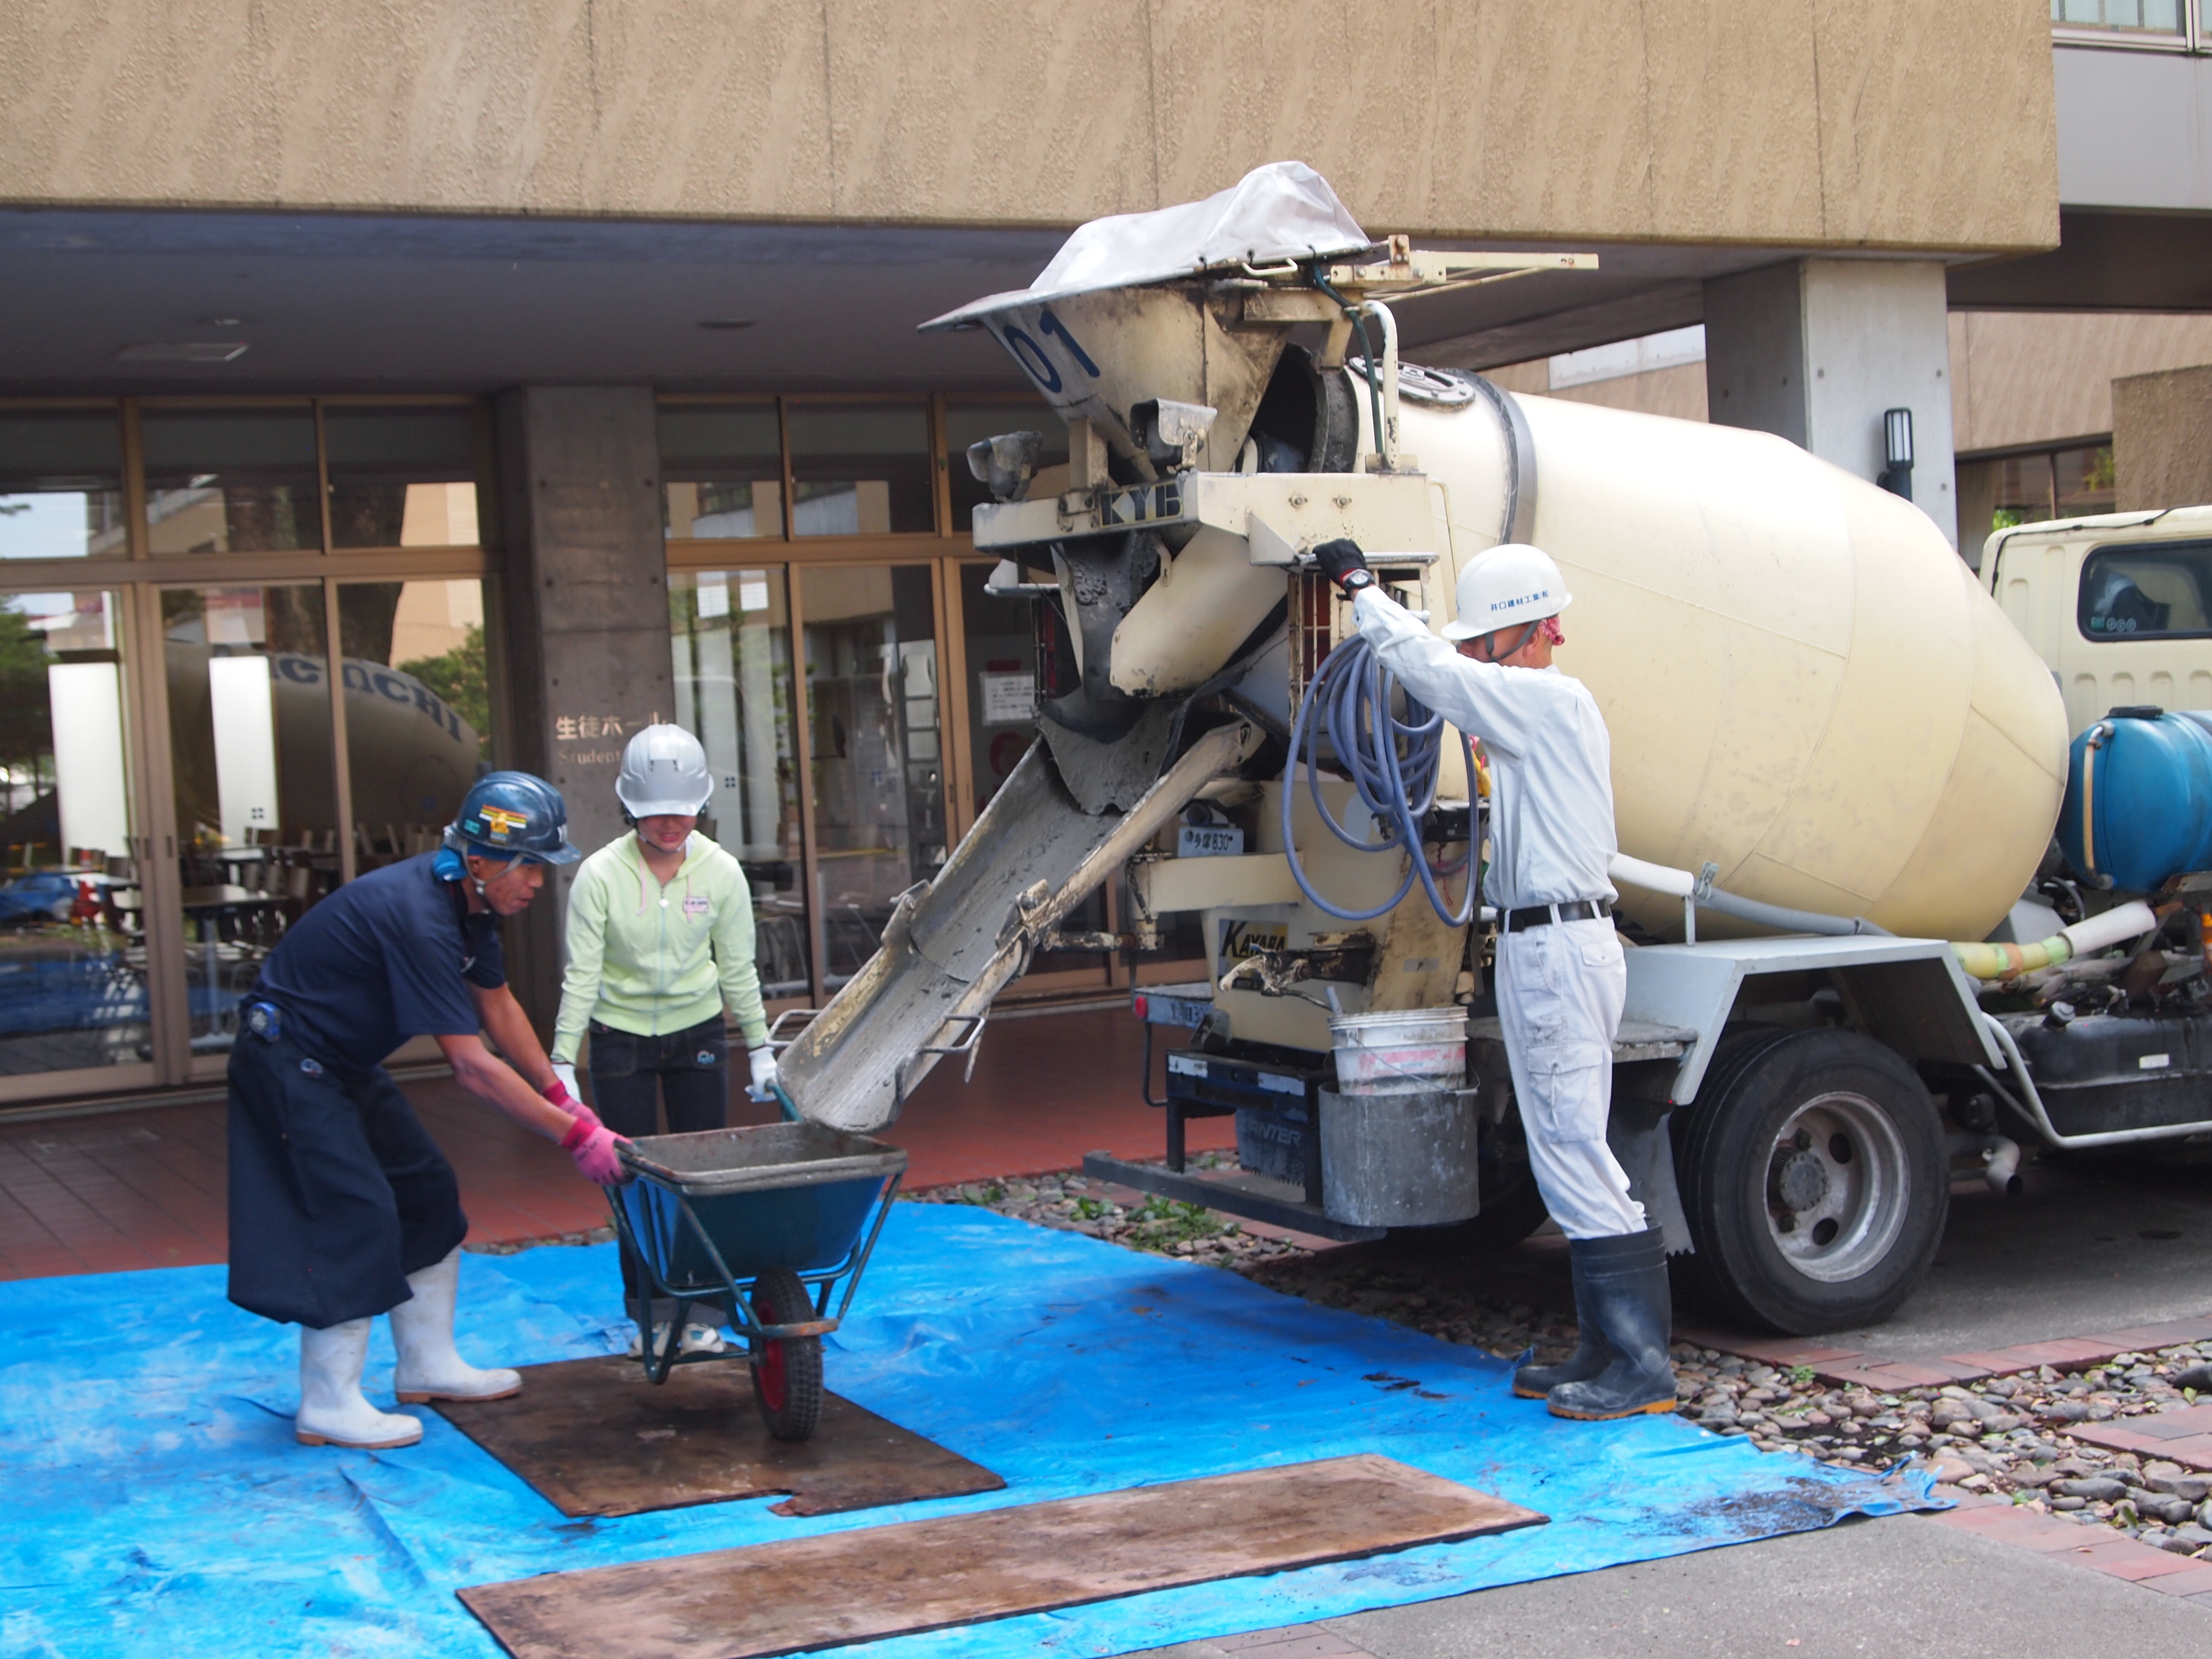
top-left (1409, 392), bottom-right (2071, 944)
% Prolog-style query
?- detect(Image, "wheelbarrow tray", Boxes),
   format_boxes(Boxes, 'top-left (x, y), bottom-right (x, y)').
top-left (616, 1122), bottom-right (907, 1292)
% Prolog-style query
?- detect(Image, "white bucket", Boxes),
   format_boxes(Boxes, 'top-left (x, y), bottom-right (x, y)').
top-left (1329, 1008), bottom-right (1467, 1095)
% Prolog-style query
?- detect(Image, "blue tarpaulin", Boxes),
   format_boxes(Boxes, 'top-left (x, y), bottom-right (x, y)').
top-left (0, 1204), bottom-right (1939, 1658)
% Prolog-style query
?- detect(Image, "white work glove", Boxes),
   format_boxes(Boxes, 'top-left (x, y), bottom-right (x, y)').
top-left (747, 1045), bottom-right (781, 1103)
top-left (551, 1062), bottom-right (579, 1104)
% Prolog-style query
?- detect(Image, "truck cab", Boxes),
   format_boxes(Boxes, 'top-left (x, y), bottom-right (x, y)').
top-left (1983, 505), bottom-right (2212, 731)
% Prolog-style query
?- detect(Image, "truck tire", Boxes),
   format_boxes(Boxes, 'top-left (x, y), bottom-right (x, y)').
top-left (1672, 1026), bottom-right (1946, 1335)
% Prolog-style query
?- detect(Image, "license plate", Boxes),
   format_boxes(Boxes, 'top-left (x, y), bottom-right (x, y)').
top-left (1176, 824), bottom-right (1245, 858)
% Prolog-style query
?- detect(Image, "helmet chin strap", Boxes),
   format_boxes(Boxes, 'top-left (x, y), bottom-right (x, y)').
top-left (464, 851), bottom-right (524, 898)
top-left (1482, 619), bottom-right (1542, 662)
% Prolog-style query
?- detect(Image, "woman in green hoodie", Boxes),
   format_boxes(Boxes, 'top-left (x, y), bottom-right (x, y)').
top-left (552, 723), bottom-right (778, 1357)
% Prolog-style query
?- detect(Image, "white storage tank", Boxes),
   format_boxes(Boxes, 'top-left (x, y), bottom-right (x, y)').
top-left (1408, 392), bottom-right (2070, 944)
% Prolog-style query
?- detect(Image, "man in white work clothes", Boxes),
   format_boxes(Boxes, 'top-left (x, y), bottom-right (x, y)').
top-left (1314, 537), bottom-right (1675, 1421)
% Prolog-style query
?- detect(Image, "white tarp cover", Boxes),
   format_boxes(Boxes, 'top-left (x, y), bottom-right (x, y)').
top-left (922, 160), bottom-right (1371, 330)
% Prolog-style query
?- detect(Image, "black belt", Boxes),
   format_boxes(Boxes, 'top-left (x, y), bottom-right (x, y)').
top-left (1501, 900), bottom-right (1610, 934)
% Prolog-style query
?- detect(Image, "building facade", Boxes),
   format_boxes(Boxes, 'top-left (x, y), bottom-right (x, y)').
top-left (0, 2), bottom-right (2106, 1107)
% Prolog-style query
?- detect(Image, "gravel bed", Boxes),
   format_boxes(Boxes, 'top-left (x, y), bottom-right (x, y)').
top-left (908, 1155), bottom-right (1311, 1266)
top-left (913, 1164), bottom-right (2212, 1557)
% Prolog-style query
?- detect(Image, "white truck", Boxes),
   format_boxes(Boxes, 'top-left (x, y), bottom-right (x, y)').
top-left (777, 165), bottom-right (2212, 1337)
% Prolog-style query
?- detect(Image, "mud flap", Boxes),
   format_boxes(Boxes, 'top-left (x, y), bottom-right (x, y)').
top-left (1609, 1059), bottom-right (1694, 1255)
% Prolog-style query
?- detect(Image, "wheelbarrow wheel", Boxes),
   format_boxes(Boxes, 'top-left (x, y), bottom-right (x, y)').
top-left (748, 1266), bottom-right (823, 1442)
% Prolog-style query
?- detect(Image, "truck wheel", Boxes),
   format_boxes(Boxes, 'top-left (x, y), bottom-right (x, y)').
top-left (1672, 1026), bottom-right (1946, 1335)
top-left (747, 1266), bottom-right (824, 1442)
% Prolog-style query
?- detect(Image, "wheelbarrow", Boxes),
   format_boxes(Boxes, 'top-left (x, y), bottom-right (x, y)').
top-left (605, 1085), bottom-right (906, 1442)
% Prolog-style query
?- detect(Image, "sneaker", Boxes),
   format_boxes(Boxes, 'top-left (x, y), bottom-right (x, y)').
top-left (679, 1323), bottom-right (728, 1356)
top-left (627, 1322), bottom-right (670, 1359)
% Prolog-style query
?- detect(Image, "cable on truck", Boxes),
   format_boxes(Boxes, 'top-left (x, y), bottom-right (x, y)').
top-left (1282, 630), bottom-right (1477, 926)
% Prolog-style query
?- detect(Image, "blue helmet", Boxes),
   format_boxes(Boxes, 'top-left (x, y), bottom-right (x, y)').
top-left (442, 771), bottom-right (583, 867)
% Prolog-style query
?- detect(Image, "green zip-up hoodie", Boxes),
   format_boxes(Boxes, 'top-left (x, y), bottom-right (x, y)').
top-left (552, 832), bottom-right (771, 1064)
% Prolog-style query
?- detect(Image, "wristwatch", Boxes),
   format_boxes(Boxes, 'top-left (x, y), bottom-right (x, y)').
top-left (1341, 569), bottom-right (1376, 594)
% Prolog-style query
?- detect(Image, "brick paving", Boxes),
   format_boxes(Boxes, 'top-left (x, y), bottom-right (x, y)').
top-left (1680, 1314), bottom-right (2212, 1394)
top-left (1931, 1493), bottom-right (2212, 1607)
top-left (0, 1006), bottom-right (1228, 1280)
top-left (2068, 1403), bottom-right (2212, 1470)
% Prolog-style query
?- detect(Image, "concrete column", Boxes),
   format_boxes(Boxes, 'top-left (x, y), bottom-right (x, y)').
top-left (1705, 259), bottom-right (1959, 549)
top-left (2113, 363), bottom-right (2212, 511)
top-left (494, 386), bottom-right (673, 1032)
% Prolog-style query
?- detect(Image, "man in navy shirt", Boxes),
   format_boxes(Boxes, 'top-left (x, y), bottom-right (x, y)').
top-left (228, 772), bottom-right (626, 1449)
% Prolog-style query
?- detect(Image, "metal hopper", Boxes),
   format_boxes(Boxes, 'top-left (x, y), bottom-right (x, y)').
top-left (921, 160), bottom-right (1375, 475)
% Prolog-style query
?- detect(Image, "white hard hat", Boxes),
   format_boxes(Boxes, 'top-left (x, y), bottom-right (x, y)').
top-left (1441, 543), bottom-right (1573, 642)
top-left (616, 724), bottom-right (713, 817)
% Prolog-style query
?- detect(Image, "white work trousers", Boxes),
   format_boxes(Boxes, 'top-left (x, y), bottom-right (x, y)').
top-left (1494, 917), bottom-right (1647, 1240)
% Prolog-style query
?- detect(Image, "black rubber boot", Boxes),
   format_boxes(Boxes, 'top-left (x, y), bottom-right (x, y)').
top-left (1512, 1246), bottom-right (1607, 1399)
top-left (1545, 1227), bottom-right (1678, 1420)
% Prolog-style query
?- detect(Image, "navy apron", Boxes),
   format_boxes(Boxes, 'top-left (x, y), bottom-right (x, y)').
top-left (225, 1004), bottom-right (469, 1329)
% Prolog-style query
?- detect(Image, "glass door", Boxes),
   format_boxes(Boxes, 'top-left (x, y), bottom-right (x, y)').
top-left (336, 578), bottom-right (492, 872)
top-left (951, 559), bottom-right (1113, 994)
top-left (161, 584), bottom-right (341, 1065)
top-left (797, 563), bottom-right (947, 997)
top-left (669, 567), bottom-right (810, 1005)
top-left (0, 588), bottom-right (153, 1088)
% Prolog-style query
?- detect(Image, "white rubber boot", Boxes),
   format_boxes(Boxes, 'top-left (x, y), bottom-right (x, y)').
top-left (297, 1319), bottom-right (422, 1448)
top-left (390, 1249), bottom-right (522, 1404)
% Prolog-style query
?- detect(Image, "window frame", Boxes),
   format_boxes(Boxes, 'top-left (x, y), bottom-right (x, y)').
top-left (2052, 0), bottom-right (2202, 51)
top-left (659, 393), bottom-right (954, 548)
top-left (0, 397), bottom-right (506, 1094)
top-left (2074, 537), bottom-right (2212, 641)
top-left (0, 578), bottom-right (160, 1105)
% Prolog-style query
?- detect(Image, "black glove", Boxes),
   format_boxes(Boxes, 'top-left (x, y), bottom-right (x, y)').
top-left (1312, 538), bottom-right (1373, 595)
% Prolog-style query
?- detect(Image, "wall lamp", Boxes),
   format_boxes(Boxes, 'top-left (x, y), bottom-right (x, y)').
top-left (1878, 407), bottom-right (1914, 501)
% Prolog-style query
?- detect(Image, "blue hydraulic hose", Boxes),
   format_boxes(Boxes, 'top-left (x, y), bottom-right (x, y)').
top-left (1282, 630), bottom-right (1478, 926)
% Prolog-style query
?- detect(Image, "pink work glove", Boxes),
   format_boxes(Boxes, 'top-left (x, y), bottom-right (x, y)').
top-left (560, 1110), bottom-right (629, 1186)
top-left (543, 1075), bottom-right (586, 1117)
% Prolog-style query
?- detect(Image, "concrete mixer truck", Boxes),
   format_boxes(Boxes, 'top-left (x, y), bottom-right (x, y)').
top-left (776, 162), bottom-right (2212, 1338)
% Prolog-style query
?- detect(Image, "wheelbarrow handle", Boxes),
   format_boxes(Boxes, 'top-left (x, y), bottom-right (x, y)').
top-left (768, 1079), bottom-right (802, 1123)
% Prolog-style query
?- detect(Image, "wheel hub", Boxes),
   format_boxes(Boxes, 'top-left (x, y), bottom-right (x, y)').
top-left (1760, 1091), bottom-right (1911, 1284)
top-left (754, 1338), bottom-right (787, 1409)
top-left (1770, 1147), bottom-right (1831, 1213)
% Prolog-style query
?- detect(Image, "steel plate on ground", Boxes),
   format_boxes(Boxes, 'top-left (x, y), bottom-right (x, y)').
top-left (429, 1356), bottom-right (1003, 1519)
top-left (458, 1453), bottom-right (1544, 1659)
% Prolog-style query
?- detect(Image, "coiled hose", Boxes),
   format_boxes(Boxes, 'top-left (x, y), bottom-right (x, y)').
top-left (1282, 631), bottom-right (1477, 925)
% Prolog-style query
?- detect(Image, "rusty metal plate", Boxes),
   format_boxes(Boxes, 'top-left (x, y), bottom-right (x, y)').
top-left (430, 1356), bottom-right (1003, 1519)
top-left (459, 1453), bottom-right (1544, 1659)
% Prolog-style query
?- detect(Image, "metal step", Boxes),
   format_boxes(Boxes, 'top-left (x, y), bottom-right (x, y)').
top-left (1080, 1152), bottom-right (1385, 1243)
top-left (1466, 1015), bottom-right (1698, 1063)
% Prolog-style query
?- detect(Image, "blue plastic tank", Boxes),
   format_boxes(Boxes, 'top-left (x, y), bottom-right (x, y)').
top-left (2059, 707), bottom-right (2212, 892)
